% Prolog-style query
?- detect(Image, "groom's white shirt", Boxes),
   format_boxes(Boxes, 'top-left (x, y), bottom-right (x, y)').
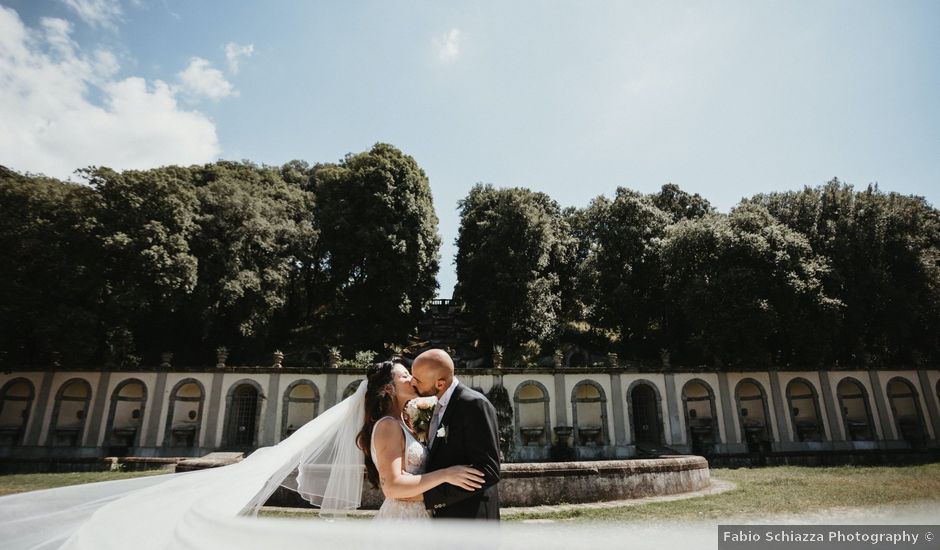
top-left (428, 376), bottom-right (459, 445)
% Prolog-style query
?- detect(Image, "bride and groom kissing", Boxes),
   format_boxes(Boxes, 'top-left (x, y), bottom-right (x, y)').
top-left (356, 349), bottom-right (501, 520)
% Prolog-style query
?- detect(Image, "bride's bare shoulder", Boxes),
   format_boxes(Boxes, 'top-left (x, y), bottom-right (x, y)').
top-left (373, 415), bottom-right (405, 445)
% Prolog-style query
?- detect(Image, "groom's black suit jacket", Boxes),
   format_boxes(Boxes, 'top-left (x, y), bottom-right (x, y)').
top-left (423, 384), bottom-right (501, 520)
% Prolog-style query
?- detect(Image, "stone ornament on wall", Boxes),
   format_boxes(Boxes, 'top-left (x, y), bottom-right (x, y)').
top-left (215, 347), bottom-right (228, 369)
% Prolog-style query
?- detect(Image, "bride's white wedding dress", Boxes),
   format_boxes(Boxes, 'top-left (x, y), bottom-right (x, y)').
top-left (370, 416), bottom-right (432, 520)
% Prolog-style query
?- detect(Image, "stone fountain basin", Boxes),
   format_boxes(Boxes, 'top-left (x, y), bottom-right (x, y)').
top-left (358, 455), bottom-right (709, 508)
top-left (263, 455), bottom-right (711, 509)
top-left (496, 455), bottom-right (710, 507)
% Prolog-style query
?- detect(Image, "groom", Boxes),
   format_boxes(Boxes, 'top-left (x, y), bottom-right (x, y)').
top-left (411, 348), bottom-right (501, 520)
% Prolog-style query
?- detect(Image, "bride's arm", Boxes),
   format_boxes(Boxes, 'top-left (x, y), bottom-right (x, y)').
top-left (372, 419), bottom-right (484, 500)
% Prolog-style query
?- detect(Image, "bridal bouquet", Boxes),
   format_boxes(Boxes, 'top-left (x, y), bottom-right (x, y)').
top-left (403, 396), bottom-right (437, 443)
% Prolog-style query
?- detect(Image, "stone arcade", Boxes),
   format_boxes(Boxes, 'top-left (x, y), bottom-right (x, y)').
top-left (1, 361), bottom-right (938, 466)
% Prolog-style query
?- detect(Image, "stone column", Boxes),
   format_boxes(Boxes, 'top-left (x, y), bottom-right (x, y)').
top-left (84, 372), bottom-right (112, 448)
top-left (203, 371), bottom-right (226, 449)
top-left (716, 372), bottom-right (738, 447)
top-left (143, 371), bottom-right (168, 447)
top-left (553, 372), bottom-right (568, 427)
top-left (324, 372), bottom-right (338, 410)
top-left (263, 372), bottom-right (281, 445)
top-left (25, 371), bottom-right (55, 446)
top-left (816, 370), bottom-right (843, 443)
top-left (609, 373), bottom-right (626, 445)
top-left (916, 369), bottom-right (940, 443)
top-left (768, 370), bottom-right (793, 446)
top-left (663, 373), bottom-right (683, 447)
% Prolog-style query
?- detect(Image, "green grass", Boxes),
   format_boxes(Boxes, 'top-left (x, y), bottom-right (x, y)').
top-left (4, 464), bottom-right (938, 524)
top-left (507, 463), bottom-right (940, 522)
top-left (0, 469), bottom-right (172, 497)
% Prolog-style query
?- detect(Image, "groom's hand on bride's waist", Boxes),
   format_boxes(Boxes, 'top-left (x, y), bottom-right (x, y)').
top-left (398, 494), bottom-right (424, 503)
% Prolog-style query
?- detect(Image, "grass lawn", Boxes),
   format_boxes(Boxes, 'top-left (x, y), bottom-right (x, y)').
top-left (3, 464), bottom-right (938, 523)
top-left (508, 463), bottom-right (940, 522)
top-left (0, 469), bottom-right (172, 497)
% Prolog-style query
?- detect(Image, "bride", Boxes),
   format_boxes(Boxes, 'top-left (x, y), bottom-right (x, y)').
top-left (357, 359), bottom-right (484, 520)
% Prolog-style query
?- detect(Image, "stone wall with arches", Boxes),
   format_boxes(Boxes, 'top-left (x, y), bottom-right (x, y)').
top-left (1, 366), bottom-right (938, 463)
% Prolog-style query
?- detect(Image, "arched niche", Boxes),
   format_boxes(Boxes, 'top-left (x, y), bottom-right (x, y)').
top-left (105, 378), bottom-right (148, 449)
top-left (222, 380), bottom-right (264, 449)
top-left (682, 378), bottom-right (717, 453)
top-left (48, 378), bottom-right (92, 447)
top-left (786, 378), bottom-right (825, 442)
top-left (281, 380), bottom-right (320, 439)
top-left (0, 378), bottom-right (35, 446)
top-left (734, 378), bottom-right (773, 451)
top-left (513, 381), bottom-right (551, 447)
top-left (886, 377), bottom-right (927, 447)
top-left (836, 377), bottom-right (875, 441)
top-left (627, 380), bottom-right (666, 447)
top-left (571, 380), bottom-right (608, 446)
top-left (163, 378), bottom-right (205, 448)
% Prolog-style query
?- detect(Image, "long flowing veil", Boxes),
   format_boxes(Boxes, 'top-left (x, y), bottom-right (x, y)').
top-left (0, 381), bottom-right (368, 549)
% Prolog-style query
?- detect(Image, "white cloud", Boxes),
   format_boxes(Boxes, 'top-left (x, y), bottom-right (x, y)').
top-left (433, 28), bottom-right (461, 63)
top-left (0, 6), bottom-right (221, 180)
top-left (60, 0), bottom-right (123, 29)
top-left (224, 42), bottom-right (254, 74)
top-left (177, 57), bottom-right (237, 100)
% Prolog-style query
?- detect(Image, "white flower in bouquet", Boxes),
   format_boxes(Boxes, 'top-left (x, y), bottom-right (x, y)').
top-left (403, 396), bottom-right (437, 443)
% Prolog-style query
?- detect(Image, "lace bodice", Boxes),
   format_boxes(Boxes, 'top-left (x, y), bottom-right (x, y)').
top-left (370, 417), bottom-right (428, 475)
top-left (370, 416), bottom-right (431, 521)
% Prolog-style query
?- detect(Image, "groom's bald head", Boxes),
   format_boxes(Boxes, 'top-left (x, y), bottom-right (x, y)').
top-left (411, 349), bottom-right (455, 398)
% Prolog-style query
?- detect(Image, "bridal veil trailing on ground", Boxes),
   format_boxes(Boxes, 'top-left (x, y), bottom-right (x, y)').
top-left (0, 382), bottom-right (376, 549)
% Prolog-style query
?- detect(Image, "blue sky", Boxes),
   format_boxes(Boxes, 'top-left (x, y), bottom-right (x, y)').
top-left (2, 1), bottom-right (938, 297)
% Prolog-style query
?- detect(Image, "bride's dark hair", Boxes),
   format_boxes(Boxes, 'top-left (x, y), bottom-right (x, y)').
top-left (356, 357), bottom-right (408, 488)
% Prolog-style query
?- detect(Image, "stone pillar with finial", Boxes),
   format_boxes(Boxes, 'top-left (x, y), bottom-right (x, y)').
top-left (606, 352), bottom-right (618, 368)
top-left (272, 350), bottom-right (284, 368)
top-left (160, 351), bottom-right (173, 369)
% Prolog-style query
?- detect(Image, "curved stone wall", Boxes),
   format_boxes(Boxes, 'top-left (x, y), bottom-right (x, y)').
top-left (497, 456), bottom-right (710, 506)
top-left (348, 456), bottom-right (711, 509)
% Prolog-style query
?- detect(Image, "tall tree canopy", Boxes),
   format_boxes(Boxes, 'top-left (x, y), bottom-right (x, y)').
top-left (749, 180), bottom-right (940, 365)
top-left (0, 167), bottom-right (101, 365)
top-left (453, 185), bottom-right (573, 357)
top-left (660, 204), bottom-right (841, 367)
top-left (3, 159), bottom-right (937, 370)
top-left (0, 143), bottom-right (440, 368)
top-left (312, 143), bottom-right (441, 351)
top-left (574, 188), bottom-right (672, 358)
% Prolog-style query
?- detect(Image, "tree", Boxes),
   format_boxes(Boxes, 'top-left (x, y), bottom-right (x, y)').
top-left (454, 184), bottom-right (573, 359)
top-left (312, 143), bottom-right (441, 351)
top-left (660, 204), bottom-right (841, 367)
top-left (80, 165), bottom-right (201, 366)
top-left (749, 180), bottom-right (940, 365)
top-left (576, 188), bottom-right (672, 358)
top-left (651, 183), bottom-right (714, 222)
top-left (0, 167), bottom-right (102, 366)
top-left (185, 161), bottom-right (318, 363)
